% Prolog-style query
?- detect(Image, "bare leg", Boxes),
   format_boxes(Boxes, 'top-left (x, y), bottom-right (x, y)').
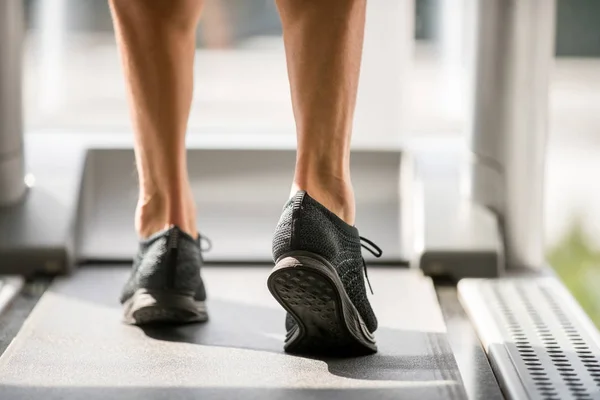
top-left (201, 0), bottom-right (233, 48)
top-left (109, 0), bottom-right (203, 238)
top-left (276, 0), bottom-right (366, 225)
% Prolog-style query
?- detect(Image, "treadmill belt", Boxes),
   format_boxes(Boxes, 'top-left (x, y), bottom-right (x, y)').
top-left (0, 267), bottom-right (467, 400)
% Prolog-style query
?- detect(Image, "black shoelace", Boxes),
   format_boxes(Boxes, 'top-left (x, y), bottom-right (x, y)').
top-left (198, 234), bottom-right (213, 252)
top-left (360, 236), bottom-right (383, 295)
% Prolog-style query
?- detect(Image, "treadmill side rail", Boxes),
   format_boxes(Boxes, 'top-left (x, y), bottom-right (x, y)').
top-left (459, 276), bottom-right (600, 400)
top-left (0, 276), bottom-right (24, 316)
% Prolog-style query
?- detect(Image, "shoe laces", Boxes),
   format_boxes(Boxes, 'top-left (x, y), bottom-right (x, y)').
top-left (360, 236), bottom-right (382, 295)
top-left (198, 234), bottom-right (213, 252)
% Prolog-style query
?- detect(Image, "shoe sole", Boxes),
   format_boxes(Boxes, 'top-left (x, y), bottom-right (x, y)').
top-left (267, 251), bottom-right (377, 356)
top-left (122, 288), bottom-right (208, 325)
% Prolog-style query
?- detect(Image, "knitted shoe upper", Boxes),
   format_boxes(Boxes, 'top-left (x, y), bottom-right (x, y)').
top-left (120, 226), bottom-right (207, 304)
top-left (272, 191), bottom-right (378, 333)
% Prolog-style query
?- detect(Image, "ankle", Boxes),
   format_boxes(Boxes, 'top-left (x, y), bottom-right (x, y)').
top-left (292, 176), bottom-right (355, 225)
top-left (135, 188), bottom-right (198, 239)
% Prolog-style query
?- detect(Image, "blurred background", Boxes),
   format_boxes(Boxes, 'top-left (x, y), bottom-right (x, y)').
top-left (20, 0), bottom-right (600, 324)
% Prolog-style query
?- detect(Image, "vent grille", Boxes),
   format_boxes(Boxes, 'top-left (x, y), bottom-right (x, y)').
top-left (459, 277), bottom-right (600, 400)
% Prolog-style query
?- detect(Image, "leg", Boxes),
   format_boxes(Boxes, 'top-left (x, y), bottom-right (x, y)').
top-left (110, 1), bottom-right (209, 325)
top-left (269, 0), bottom-right (378, 355)
top-left (277, 0), bottom-right (367, 225)
top-left (109, 0), bottom-right (203, 238)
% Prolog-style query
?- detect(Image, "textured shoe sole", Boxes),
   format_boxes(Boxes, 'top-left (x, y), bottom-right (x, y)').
top-left (122, 288), bottom-right (208, 325)
top-left (267, 251), bottom-right (377, 356)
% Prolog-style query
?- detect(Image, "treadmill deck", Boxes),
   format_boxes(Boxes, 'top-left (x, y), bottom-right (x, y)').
top-left (0, 267), bottom-right (467, 400)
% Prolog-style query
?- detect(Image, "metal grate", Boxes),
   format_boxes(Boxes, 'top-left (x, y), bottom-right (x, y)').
top-left (459, 277), bottom-right (600, 400)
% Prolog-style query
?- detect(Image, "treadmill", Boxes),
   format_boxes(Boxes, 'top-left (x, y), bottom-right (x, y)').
top-left (1, 0), bottom-right (599, 399)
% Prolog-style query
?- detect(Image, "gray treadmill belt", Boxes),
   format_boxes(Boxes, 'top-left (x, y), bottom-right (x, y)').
top-left (0, 267), bottom-right (467, 400)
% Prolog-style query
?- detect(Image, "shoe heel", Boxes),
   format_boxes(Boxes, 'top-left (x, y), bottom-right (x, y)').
top-left (123, 288), bottom-right (208, 325)
top-left (268, 252), bottom-right (377, 355)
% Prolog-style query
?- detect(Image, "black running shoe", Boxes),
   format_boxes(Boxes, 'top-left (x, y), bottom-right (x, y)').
top-left (268, 191), bottom-right (382, 355)
top-left (120, 225), bottom-right (209, 325)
